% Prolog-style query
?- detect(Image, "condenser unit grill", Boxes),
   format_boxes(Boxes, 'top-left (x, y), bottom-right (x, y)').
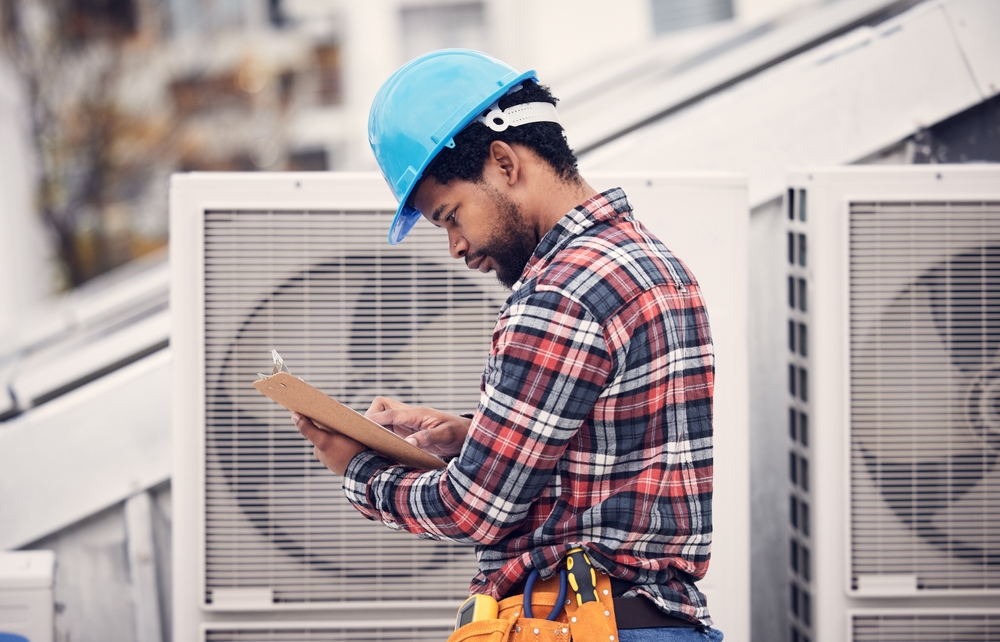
top-left (852, 612), bottom-right (1000, 641)
top-left (849, 201), bottom-right (1000, 592)
top-left (204, 624), bottom-right (453, 642)
top-left (203, 209), bottom-right (502, 604)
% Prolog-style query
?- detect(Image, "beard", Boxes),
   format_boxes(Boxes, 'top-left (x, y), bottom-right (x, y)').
top-left (466, 185), bottom-right (537, 290)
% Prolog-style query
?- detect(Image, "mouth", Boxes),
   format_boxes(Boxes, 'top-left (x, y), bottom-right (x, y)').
top-left (467, 256), bottom-right (490, 273)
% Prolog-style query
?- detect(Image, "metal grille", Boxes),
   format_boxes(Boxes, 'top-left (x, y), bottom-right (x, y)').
top-left (787, 188), bottom-right (813, 641)
top-left (849, 201), bottom-right (1000, 592)
top-left (203, 209), bottom-right (504, 604)
top-left (205, 624), bottom-right (453, 642)
top-left (852, 612), bottom-right (1000, 641)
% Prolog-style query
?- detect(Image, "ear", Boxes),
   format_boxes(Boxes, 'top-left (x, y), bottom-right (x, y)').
top-left (487, 141), bottom-right (520, 186)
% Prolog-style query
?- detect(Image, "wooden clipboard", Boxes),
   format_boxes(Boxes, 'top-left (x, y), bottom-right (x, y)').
top-left (253, 371), bottom-right (446, 470)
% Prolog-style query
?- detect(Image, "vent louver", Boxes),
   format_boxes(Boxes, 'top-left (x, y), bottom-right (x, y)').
top-left (202, 209), bottom-right (504, 605)
top-left (786, 187), bottom-right (813, 642)
top-left (204, 624), bottom-right (454, 642)
top-left (849, 201), bottom-right (1000, 592)
top-left (852, 612), bottom-right (1000, 641)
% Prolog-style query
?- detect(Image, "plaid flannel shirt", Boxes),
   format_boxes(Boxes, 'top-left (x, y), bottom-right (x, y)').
top-left (344, 188), bottom-right (715, 625)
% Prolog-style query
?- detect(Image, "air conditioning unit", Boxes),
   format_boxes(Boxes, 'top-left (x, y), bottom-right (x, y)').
top-left (171, 172), bottom-right (750, 640)
top-left (782, 165), bottom-right (1000, 642)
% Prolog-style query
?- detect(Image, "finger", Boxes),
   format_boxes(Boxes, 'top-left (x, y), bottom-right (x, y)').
top-left (364, 396), bottom-right (410, 417)
top-left (366, 408), bottom-right (427, 435)
top-left (294, 413), bottom-right (330, 444)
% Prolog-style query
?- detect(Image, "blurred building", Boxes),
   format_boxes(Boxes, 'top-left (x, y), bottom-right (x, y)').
top-left (0, 0), bottom-right (348, 291)
top-left (1, 0), bottom-right (998, 641)
top-left (0, 0), bottom-right (797, 295)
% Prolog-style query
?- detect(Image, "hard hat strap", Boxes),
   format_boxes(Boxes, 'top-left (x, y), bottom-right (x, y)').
top-left (476, 101), bottom-right (561, 133)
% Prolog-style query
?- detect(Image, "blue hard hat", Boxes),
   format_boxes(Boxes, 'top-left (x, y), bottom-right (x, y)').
top-left (369, 49), bottom-right (536, 245)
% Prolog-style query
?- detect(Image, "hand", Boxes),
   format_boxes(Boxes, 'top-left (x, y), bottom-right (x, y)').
top-left (365, 396), bottom-right (472, 458)
top-left (293, 412), bottom-right (368, 476)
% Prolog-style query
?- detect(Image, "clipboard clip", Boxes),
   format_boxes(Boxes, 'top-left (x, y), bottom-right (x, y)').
top-left (257, 349), bottom-right (292, 379)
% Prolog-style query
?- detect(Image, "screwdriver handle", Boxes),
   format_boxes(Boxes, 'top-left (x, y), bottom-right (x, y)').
top-left (566, 547), bottom-right (599, 606)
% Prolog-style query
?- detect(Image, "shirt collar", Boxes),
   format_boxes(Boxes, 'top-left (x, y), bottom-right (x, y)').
top-left (513, 187), bottom-right (632, 290)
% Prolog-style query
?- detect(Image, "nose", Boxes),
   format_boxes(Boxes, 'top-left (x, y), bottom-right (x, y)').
top-left (449, 233), bottom-right (467, 260)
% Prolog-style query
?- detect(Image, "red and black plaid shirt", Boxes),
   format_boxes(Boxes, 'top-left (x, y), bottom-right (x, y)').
top-left (344, 188), bottom-right (715, 625)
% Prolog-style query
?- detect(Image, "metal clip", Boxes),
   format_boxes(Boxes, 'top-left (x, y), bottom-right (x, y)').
top-left (271, 349), bottom-right (290, 375)
top-left (258, 349), bottom-right (292, 379)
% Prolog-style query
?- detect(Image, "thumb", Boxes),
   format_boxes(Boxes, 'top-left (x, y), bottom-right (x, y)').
top-left (404, 424), bottom-right (454, 449)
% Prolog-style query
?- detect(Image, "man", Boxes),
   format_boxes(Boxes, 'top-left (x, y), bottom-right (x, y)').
top-left (293, 49), bottom-right (720, 641)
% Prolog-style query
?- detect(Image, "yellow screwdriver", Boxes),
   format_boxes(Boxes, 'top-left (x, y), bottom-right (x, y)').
top-left (566, 547), bottom-right (599, 606)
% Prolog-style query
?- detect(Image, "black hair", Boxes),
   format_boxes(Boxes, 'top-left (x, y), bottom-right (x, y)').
top-left (418, 80), bottom-right (580, 189)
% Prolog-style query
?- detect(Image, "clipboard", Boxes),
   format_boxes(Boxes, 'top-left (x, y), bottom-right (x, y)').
top-left (253, 351), bottom-right (446, 470)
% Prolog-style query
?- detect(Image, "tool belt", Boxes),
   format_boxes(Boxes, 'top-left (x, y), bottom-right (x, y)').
top-left (448, 572), bottom-right (616, 642)
top-left (449, 549), bottom-right (696, 642)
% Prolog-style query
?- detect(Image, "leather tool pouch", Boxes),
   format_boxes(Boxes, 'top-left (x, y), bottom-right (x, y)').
top-left (447, 572), bottom-right (620, 642)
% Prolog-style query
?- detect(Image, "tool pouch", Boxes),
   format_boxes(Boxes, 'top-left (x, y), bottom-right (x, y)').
top-left (448, 572), bottom-right (619, 642)
top-left (445, 615), bottom-right (517, 642)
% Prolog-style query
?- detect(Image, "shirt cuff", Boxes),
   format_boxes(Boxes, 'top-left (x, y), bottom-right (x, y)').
top-left (342, 449), bottom-right (397, 512)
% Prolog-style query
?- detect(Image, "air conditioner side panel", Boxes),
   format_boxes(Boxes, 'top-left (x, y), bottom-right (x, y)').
top-left (171, 174), bottom-right (209, 642)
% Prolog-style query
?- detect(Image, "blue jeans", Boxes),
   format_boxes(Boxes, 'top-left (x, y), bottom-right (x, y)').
top-left (619, 627), bottom-right (724, 642)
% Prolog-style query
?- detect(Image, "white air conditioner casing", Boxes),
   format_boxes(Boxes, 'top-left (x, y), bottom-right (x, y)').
top-left (171, 172), bottom-right (749, 640)
top-left (783, 165), bottom-right (1000, 642)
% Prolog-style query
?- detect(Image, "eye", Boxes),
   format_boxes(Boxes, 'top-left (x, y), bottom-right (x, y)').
top-left (446, 209), bottom-right (457, 224)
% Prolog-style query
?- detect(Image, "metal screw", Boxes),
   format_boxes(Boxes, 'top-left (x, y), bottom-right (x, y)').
top-left (534, 628), bottom-right (540, 635)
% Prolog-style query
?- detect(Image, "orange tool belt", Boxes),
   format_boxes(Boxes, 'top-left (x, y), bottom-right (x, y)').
top-left (448, 550), bottom-right (619, 642)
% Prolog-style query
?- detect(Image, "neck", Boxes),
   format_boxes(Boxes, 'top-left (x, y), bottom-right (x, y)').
top-left (530, 176), bottom-right (598, 243)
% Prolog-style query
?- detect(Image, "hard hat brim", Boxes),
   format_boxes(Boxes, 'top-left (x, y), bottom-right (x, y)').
top-left (386, 68), bottom-right (538, 245)
top-left (389, 203), bottom-right (423, 245)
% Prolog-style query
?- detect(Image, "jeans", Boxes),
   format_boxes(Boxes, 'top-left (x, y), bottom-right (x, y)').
top-left (618, 627), bottom-right (724, 642)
